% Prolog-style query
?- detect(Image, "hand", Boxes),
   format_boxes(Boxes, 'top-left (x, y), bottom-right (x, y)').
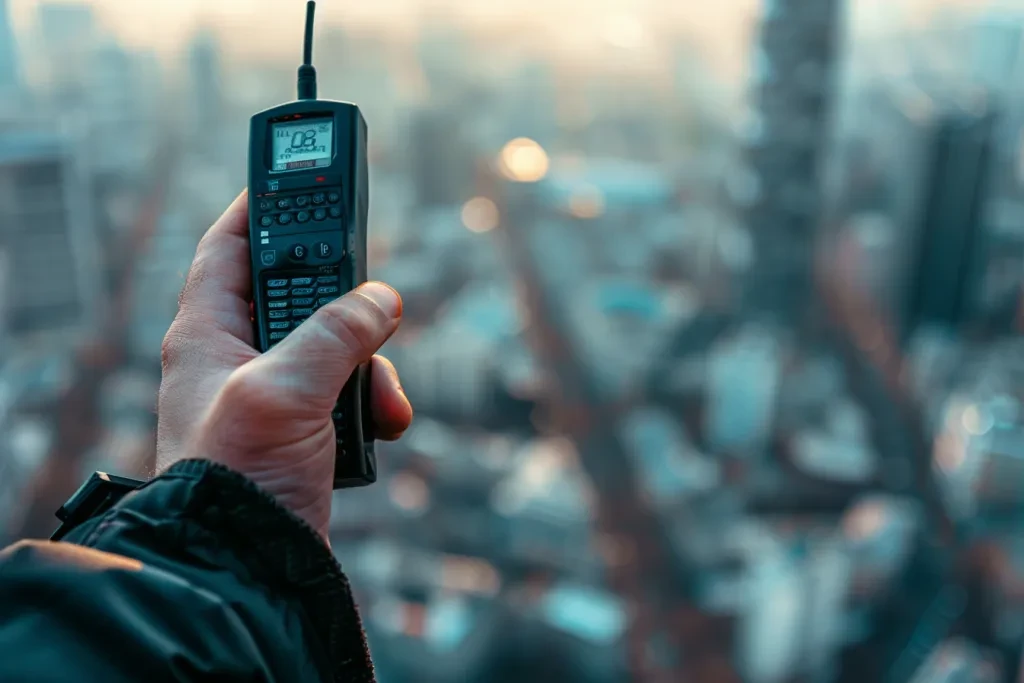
top-left (156, 190), bottom-right (413, 540)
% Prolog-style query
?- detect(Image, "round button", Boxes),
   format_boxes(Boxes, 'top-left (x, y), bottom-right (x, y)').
top-left (328, 206), bottom-right (342, 219)
top-left (296, 210), bottom-right (311, 223)
top-left (260, 215), bottom-right (273, 227)
top-left (313, 242), bottom-right (333, 259)
top-left (288, 244), bottom-right (308, 261)
top-left (313, 208), bottom-right (327, 221)
top-left (259, 200), bottom-right (273, 212)
top-left (295, 195), bottom-right (310, 208)
top-left (276, 198), bottom-right (292, 210)
top-left (312, 192), bottom-right (326, 205)
top-left (277, 212), bottom-right (293, 225)
top-left (327, 191), bottom-right (340, 204)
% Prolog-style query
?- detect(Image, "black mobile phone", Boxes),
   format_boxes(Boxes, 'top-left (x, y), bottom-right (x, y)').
top-left (246, 1), bottom-right (375, 488)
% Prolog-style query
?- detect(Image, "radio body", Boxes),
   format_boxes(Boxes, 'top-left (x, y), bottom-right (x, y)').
top-left (246, 3), bottom-right (376, 488)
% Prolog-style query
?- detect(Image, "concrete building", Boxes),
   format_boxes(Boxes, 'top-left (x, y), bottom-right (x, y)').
top-left (0, 131), bottom-right (100, 347)
top-left (33, 1), bottom-right (100, 100)
top-left (704, 325), bottom-right (782, 457)
top-left (0, 0), bottom-right (19, 95)
top-left (743, 0), bottom-right (844, 324)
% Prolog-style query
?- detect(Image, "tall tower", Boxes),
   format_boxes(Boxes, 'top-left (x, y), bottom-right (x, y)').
top-left (187, 28), bottom-right (224, 135)
top-left (0, 132), bottom-right (100, 344)
top-left (743, 0), bottom-right (844, 324)
top-left (0, 0), bottom-right (19, 93)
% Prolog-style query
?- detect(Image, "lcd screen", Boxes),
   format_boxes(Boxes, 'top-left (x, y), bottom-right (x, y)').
top-left (271, 118), bottom-right (333, 172)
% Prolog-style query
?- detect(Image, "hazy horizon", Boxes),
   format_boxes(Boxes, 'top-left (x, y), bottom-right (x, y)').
top-left (10, 0), bottom-right (755, 52)
top-left (5, 0), bottom-right (1003, 84)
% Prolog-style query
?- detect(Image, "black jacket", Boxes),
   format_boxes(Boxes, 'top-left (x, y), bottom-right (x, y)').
top-left (0, 459), bottom-right (375, 683)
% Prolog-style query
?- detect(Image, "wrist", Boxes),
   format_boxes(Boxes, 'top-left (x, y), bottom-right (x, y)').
top-left (193, 439), bottom-right (336, 541)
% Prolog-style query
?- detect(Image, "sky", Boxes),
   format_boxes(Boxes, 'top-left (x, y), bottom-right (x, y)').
top-left (7, 0), bottom-right (1005, 75)
top-left (9, 0), bottom-right (758, 56)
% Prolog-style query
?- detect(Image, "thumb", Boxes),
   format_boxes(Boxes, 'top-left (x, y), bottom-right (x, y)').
top-left (251, 282), bottom-right (402, 406)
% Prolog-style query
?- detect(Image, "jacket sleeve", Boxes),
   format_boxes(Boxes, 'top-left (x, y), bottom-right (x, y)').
top-left (0, 459), bottom-right (375, 683)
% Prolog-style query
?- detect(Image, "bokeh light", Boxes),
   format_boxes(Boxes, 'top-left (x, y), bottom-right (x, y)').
top-left (567, 184), bottom-right (605, 219)
top-left (461, 196), bottom-right (500, 233)
top-left (389, 471), bottom-right (430, 513)
top-left (498, 137), bottom-right (549, 183)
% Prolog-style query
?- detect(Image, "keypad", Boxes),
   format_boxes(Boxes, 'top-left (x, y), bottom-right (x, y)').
top-left (260, 264), bottom-right (348, 430)
top-left (261, 273), bottom-right (342, 347)
top-left (255, 186), bottom-right (342, 232)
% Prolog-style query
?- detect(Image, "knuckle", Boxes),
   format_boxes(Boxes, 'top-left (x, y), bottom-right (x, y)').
top-left (316, 297), bottom-right (386, 352)
top-left (178, 251), bottom-right (212, 308)
top-left (219, 367), bottom-right (259, 403)
top-left (195, 228), bottom-right (216, 252)
top-left (160, 324), bottom-right (190, 372)
top-left (161, 316), bottom-right (212, 373)
top-left (216, 366), bottom-right (279, 418)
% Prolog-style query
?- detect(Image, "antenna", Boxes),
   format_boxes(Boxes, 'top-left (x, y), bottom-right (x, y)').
top-left (297, 1), bottom-right (318, 100)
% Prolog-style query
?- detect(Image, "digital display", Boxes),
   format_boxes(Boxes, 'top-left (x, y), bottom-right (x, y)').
top-left (271, 118), bottom-right (333, 172)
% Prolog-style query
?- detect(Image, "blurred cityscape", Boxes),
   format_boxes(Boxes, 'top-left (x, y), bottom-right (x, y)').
top-left (2, 0), bottom-right (1024, 681)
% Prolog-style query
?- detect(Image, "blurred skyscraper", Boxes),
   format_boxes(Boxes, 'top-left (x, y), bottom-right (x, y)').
top-left (969, 10), bottom-right (1024, 95)
top-left (81, 38), bottom-right (161, 178)
top-left (188, 28), bottom-right (223, 137)
top-left (0, 0), bottom-right (19, 95)
top-left (417, 17), bottom-right (470, 105)
top-left (410, 108), bottom-right (474, 207)
top-left (34, 2), bottom-right (99, 100)
top-left (902, 111), bottom-right (996, 339)
top-left (743, 0), bottom-right (843, 325)
top-left (0, 132), bottom-right (99, 344)
top-left (704, 326), bottom-right (781, 456)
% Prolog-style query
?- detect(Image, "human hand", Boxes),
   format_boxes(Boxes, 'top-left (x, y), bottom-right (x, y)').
top-left (156, 190), bottom-right (413, 540)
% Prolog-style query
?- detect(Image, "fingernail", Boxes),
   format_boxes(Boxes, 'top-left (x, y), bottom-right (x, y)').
top-left (358, 282), bottom-right (402, 318)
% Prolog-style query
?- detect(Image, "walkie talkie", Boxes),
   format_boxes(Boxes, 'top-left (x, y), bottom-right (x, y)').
top-left (247, 1), bottom-right (375, 488)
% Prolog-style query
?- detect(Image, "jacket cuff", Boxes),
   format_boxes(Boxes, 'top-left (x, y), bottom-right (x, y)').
top-left (96, 458), bottom-right (374, 683)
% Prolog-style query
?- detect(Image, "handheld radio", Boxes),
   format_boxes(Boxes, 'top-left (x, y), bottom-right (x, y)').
top-left (247, 1), bottom-right (376, 489)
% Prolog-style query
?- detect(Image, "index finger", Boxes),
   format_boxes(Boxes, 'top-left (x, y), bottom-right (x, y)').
top-left (177, 189), bottom-right (253, 327)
